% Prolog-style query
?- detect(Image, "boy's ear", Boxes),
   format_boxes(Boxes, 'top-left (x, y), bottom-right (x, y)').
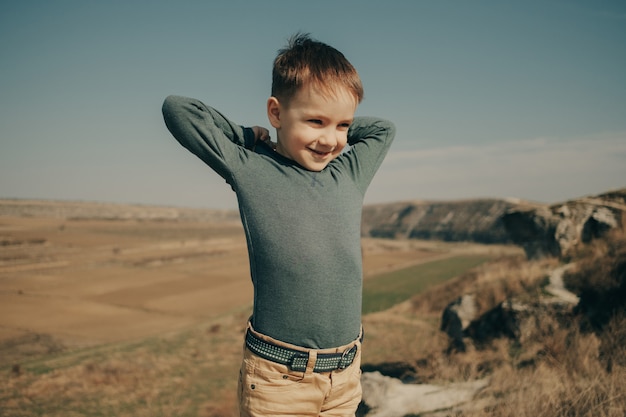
top-left (267, 97), bottom-right (281, 129)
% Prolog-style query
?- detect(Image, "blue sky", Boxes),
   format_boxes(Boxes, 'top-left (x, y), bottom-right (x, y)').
top-left (1, 1), bottom-right (625, 209)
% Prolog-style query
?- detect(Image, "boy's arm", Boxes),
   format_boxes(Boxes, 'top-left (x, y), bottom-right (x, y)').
top-left (341, 116), bottom-right (396, 188)
top-left (162, 95), bottom-right (264, 180)
top-left (347, 116), bottom-right (395, 147)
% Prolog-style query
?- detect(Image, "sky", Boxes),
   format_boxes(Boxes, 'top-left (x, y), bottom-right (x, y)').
top-left (1, 0), bottom-right (625, 210)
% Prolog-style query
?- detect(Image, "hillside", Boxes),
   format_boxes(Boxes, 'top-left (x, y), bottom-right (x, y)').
top-left (4, 188), bottom-right (624, 256)
top-left (361, 188), bottom-right (626, 258)
top-left (356, 187), bottom-right (626, 416)
top-left (502, 187), bottom-right (626, 259)
top-left (361, 198), bottom-right (531, 244)
top-left (1, 191), bottom-right (624, 416)
top-left (0, 199), bottom-right (240, 223)
top-left (358, 226), bottom-right (626, 417)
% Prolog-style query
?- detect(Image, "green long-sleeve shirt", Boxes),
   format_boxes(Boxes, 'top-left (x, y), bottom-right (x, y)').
top-left (162, 95), bottom-right (395, 348)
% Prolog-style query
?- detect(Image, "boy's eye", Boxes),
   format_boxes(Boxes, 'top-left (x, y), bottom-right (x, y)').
top-left (309, 119), bottom-right (323, 125)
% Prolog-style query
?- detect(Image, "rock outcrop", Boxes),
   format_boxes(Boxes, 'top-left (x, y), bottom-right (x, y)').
top-left (360, 188), bottom-right (626, 259)
top-left (442, 264), bottom-right (580, 352)
top-left (359, 371), bottom-right (488, 417)
top-left (463, 296), bottom-right (579, 351)
top-left (360, 261), bottom-right (603, 416)
top-left (501, 188), bottom-right (626, 259)
top-left (440, 294), bottom-right (478, 352)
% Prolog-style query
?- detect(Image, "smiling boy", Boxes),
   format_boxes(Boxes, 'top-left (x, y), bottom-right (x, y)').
top-left (268, 86), bottom-right (355, 171)
top-left (162, 33), bottom-right (395, 416)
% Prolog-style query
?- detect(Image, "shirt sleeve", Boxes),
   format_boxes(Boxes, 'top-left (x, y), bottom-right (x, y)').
top-left (161, 95), bottom-right (256, 182)
top-left (336, 116), bottom-right (396, 192)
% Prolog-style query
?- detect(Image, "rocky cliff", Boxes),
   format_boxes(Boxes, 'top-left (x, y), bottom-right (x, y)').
top-left (501, 188), bottom-right (626, 259)
top-left (361, 198), bottom-right (525, 244)
top-left (361, 188), bottom-right (626, 260)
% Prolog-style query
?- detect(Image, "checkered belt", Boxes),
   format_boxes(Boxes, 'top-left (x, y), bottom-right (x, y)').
top-left (245, 329), bottom-right (358, 373)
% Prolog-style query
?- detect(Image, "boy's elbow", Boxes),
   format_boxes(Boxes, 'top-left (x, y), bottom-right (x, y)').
top-left (162, 95), bottom-right (181, 117)
top-left (374, 118), bottom-right (396, 141)
top-left (162, 95), bottom-right (195, 127)
top-left (379, 118), bottom-right (395, 132)
top-left (386, 120), bottom-right (396, 140)
top-left (162, 95), bottom-right (188, 135)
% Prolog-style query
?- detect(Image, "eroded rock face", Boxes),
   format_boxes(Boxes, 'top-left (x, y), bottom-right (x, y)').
top-left (444, 264), bottom-right (581, 352)
top-left (501, 189), bottom-right (626, 259)
top-left (500, 207), bottom-right (561, 258)
top-left (361, 199), bottom-right (519, 244)
top-left (441, 294), bottom-right (478, 352)
top-left (361, 189), bottom-right (625, 259)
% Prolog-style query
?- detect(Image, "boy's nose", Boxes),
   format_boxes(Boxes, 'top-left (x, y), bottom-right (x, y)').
top-left (318, 129), bottom-right (338, 149)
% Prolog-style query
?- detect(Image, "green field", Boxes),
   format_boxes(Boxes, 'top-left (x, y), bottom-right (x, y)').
top-left (362, 255), bottom-right (492, 314)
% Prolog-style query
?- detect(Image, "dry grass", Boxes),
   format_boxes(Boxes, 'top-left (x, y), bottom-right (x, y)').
top-left (408, 254), bottom-right (558, 317)
top-left (467, 361), bottom-right (626, 417)
top-left (360, 231), bottom-right (626, 416)
top-left (1, 312), bottom-right (249, 417)
top-left (2, 222), bottom-right (625, 416)
top-left (472, 330), bottom-right (626, 417)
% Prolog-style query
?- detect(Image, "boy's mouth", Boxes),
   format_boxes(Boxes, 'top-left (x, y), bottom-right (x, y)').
top-left (308, 147), bottom-right (332, 158)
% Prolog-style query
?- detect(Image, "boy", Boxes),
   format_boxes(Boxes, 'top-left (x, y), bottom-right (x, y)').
top-left (162, 33), bottom-right (395, 416)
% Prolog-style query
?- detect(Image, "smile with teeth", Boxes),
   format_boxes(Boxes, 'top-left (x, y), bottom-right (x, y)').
top-left (308, 147), bottom-right (332, 158)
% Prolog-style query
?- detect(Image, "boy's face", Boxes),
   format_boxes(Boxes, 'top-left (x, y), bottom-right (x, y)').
top-left (267, 85), bottom-right (358, 171)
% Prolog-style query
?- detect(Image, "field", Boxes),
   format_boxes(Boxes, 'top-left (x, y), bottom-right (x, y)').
top-left (0, 201), bottom-right (521, 416)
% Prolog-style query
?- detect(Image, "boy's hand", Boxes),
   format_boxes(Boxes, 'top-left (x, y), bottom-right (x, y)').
top-left (251, 126), bottom-right (276, 150)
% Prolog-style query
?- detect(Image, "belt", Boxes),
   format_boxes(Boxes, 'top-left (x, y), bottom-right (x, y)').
top-left (245, 329), bottom-right (358, 373)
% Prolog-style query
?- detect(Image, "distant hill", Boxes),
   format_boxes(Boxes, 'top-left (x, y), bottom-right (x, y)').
top-left (361, 198), bottom-right (538, 244)
top-left (4, 187), bottom-right (625, 256)
top-left (0, 199), bottom-right (240, 223)
top-left (361, 187), bottom-right (626, 259)
top-left (1, 198), bottom-right (524, 244)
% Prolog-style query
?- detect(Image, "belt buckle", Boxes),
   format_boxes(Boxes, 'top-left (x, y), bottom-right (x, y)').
top-left (289, 352), bottom-right (309, 372)
top-left (337, 345), bottom-right (357, 370)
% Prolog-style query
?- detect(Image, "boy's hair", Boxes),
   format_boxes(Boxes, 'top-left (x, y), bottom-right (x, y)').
top-left (271, 33), bottom-right (364, 104)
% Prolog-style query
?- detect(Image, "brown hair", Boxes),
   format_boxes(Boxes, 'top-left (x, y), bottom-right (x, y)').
top-left (271, 33), bottom-right (364, 104)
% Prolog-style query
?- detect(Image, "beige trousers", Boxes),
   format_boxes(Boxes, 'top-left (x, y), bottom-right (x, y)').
top-left (238, 323), bottom-right (363, 417)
